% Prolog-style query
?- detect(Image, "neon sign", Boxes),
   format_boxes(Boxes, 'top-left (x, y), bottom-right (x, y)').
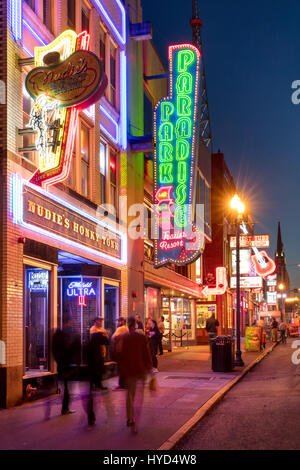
top-left (25, 30), bottom-right (107, 189)
top-left (28, 270), bottom-right (49, 291)
top-left (201, 267), bottom-right (227, 297)
top-left (153, 44), bottom-right (203, 267)
top-left (66, 281), bottom-right (96, 297)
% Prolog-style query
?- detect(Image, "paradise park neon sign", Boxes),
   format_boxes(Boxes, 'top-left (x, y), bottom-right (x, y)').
top-left (25, 30), bottom-right (107, 190)
top-left (153, 44), bottom-right (204, 268)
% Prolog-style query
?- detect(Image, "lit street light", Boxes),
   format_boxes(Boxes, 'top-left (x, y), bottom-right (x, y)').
top-left (231, 194), bottom-right (245, 367)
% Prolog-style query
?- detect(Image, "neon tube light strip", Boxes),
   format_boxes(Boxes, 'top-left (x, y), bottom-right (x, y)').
top-left (93, 0), bottom-right (126, 46)
top-left (120, 50), bottom-right (128, 150)
top-left (23, 19), bottom-right (48, 46)
top-left (100, 104), bottom-right (119, 145)
top-left (10, 0), bottom-right (22, 41)
top-left (12, 175), bottom-right (127, 266)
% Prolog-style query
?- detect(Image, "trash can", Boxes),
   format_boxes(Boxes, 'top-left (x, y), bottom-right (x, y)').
top-left (211, 335), bottom-right (234, 372)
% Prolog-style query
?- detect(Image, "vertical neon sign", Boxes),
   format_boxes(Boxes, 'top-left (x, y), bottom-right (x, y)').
top-left (153, 44), bottom-right (204, 267)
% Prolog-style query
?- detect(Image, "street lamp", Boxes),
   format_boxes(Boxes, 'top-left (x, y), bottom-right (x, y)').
top-left (231, 194), bottom-right (245, 367)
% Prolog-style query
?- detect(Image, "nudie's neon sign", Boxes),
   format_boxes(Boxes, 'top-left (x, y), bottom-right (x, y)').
top-left (25, 30), bottom-right (107, 190)
top-left (153, 44), bottom-right (204, 267)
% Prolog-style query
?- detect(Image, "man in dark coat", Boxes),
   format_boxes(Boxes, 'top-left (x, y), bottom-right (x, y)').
top-left (85, 331), bottom-right (109, 425)
top-left (119, 316), bottom-right (152, 432)
top-left (52, 315), bottom-right (81, 415)
top-left (206, 313), bottom-right (220, 350)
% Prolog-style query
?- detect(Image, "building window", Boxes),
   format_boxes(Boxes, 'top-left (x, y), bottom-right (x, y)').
top-left (80, 123), bottom-right (90, 197)
top-left (99, 25), bottom-right (106, 73)
top-left (99, 141), bottom-right (107, 205)
top-left (82, 4), bottom-right (90, 32)
top-left (109, 41), bottom-right (117, 107)
top-left (144, 90), bottom-right (153, 136)
top-left (67, 0), bottom-right (76, 29)
top-left (43, 0), bottom-right (53, 33)
top-left (110, 149), bottom-right (117, 211)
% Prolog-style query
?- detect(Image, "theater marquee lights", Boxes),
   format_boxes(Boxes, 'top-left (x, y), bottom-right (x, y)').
top-left (25, 30), bottom-right (107, 189)
top-left (153, 44), bottom-right (204, 268)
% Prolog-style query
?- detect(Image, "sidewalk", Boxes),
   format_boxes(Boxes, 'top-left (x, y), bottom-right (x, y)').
top-left (0, 341), bottom-right (275, 450)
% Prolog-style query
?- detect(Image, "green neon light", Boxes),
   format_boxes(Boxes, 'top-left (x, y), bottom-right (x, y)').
top-left (159, 163), bottom-right (174, 184)
top-left (175, 183), bottom-right (187, 205)
top-left (159, 142), bottom-right (173, 162)
top-left (176, 72), bottom-right (193, 95)
top-left (177, 95), bottom-right (192, 116)
top-left (176, 139), bottom-right (190, 161)
top-left (161, 102), bottom-right (175, 122)
top-left (159, 122), bottom-right (174, 141)
top-left (178, 161), bottom-right (187, 183)
top-left (174, 205), bottom-right (188, 228)
top-left (178, 50), bottom-right (195, 73)
top-left (175, 117), bottom-right (192, 139)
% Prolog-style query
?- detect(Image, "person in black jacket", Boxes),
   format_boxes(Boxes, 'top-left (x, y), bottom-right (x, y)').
top-left (148, 319), bottom-right (160, 372)
top-left (205, 313), bottom-right (220, 351)
top-left (52, 315), bottom-right (81, 415)
top-left (85, 331), bottom-right (109, 425)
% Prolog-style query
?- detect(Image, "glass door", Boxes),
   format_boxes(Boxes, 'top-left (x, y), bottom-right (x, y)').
top-left (103, 280), bottom-right (119, 336)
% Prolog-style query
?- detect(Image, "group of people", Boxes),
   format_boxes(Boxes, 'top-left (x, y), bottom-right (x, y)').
top-left (52, 313), bottom-right (166, 431)
top-left (270, 318), bottom-right (288, 344)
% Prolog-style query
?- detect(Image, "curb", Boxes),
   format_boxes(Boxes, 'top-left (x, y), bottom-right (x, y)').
top-left (157, 342), bottom-right (278, 450)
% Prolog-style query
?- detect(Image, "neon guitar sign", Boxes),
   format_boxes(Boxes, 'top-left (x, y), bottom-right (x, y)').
top-left (240, 223), bottom-right (276, 277)
top-left (153, 44), bottom-right (204, 267)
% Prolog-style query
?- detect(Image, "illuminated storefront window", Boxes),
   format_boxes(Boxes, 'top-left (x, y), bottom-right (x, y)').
top-left (196, 303), bottom-right (216, 329)
top-left (24, 266), bottom-right (50, 373)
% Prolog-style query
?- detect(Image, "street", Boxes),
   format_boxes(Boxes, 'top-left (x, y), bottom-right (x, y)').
top-left (0, 344), bottom-right (267, 450)
top-left (177, 339), bottom-right (300, 450)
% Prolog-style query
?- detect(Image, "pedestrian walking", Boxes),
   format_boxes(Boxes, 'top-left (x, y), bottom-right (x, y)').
top-left (111, 317), bottom-right (129, 389)
top-left (52, 314), bottom-right (81, 415)
top-left (135, 314), bottom-right (144, 332)
top-left (86, 331), bottom-right (109, 425)
top-left (90, 317), bottom-right (109, 362)
top-left (148, 319), bottom-right (160, 372)
top-left (158, 316), bottom-right (165, 355)
top-left (119, 316), bottom-right (152, 433)
top-left (271, 318), bottom-right (279, 343)
top-left (261, 327), bottom-right (266, 349)
top-left (206, 313), bottom-right (220, 350)
top-left (279, 321), bottom-right (287, 344)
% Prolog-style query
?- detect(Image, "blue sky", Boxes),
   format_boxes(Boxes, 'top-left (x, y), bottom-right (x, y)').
top-left (142, 0), bottom-right (300, 288)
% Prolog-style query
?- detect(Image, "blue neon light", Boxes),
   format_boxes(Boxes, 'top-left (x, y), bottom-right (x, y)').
top-left (10, 0), bottom-right (22, 41)
top-left (66, 280), bottom-right (96, 297)
top-left (23, 19), bottom-right (48, 46)
top-left (12, 175), bottom-right (127, 266)
top-left (120, 50), bottom-right (128, 150)
top-left (94, 0), bottom-right (126, 46)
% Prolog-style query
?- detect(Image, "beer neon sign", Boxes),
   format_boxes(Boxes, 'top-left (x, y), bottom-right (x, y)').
top-left (153, 44), bottom-right (203, 267)
top-left (25, 30), bottom-right (107, 189)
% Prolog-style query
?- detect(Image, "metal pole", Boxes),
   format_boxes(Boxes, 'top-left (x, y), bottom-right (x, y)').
top-left (235, 221), bottom-right (244, 366)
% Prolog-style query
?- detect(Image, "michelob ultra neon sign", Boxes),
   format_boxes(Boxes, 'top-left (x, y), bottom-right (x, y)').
top-left (25, 30), bottom-right (107, 189)
top-left (153, 44), bottom-right (203, 267)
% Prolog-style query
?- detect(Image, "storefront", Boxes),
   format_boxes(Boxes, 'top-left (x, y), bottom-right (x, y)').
top-left (12, 176), bottom-right (126, 393)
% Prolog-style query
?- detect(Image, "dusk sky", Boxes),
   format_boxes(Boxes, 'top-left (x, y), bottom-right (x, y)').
top-left (142, 0), bottom-right (300, 289)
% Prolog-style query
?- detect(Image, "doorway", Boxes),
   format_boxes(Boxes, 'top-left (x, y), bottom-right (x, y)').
top-left (103, 282), bottom-right (119, 335)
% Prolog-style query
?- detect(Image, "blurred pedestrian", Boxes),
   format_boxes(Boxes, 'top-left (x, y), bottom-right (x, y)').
top-left (206, 313), bottom-right (219, 350)
top-left (135, 314), bottom-right (144, 332)
top-left (158, 316), bottom-right (165, 355)
top-left (119, 316), bottom-right (152, 433)
top-left (90, 317), bottom-right (109, 362)
top-left (86, 332), bottom-right (109, 425)
top-left (52, 314), bottom-right (81, 415)
top-left (279, 321), bottom-right (287, 344)
top-left (111, 317), bottom-right (128, 389)
top-left (145, 317), bottom-right (152, 336)
top-left (271, 318), bottom-right (278, 342)
top-left (148, 319), bottom-right (160, 372)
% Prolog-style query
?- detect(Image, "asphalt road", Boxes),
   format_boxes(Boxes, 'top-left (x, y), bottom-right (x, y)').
top-left (176, 339), bottom-right (300, 450)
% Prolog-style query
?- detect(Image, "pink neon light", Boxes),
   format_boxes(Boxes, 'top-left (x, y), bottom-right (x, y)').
top-left (78, 295), bottom-right (87, 306)
top-left (201, 267), bottom-right (227, 297)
